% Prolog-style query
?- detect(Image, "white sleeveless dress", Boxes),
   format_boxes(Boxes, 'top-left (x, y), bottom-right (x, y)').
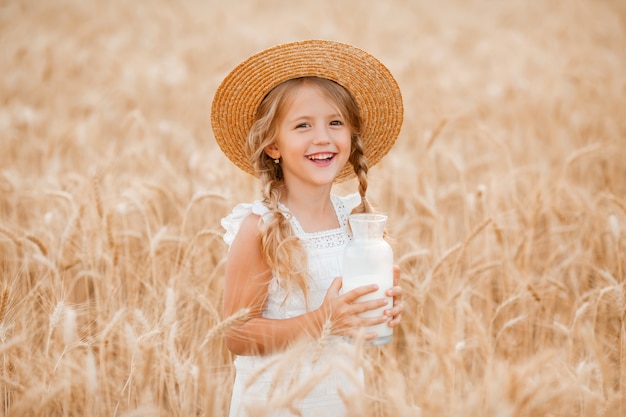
top-left (222, 193), bottom-right (364, 417)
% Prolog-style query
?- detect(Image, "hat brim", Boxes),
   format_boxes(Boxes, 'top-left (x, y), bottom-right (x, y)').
top-left (211, 39), bottom-right (403, 183)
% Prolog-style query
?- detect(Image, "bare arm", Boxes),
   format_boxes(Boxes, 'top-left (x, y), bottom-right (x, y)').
top-left (222, 214), bottom-right (388, 356)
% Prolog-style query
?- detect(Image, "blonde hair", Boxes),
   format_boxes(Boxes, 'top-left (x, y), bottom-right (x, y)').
top-left (247, 77), bottom-right (373, 302)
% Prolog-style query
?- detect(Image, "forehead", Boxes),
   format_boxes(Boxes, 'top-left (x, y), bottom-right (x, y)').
top-left (280, 81), bottom-right (345, 115)
top-left (287, 83), bottom-right (338, 105)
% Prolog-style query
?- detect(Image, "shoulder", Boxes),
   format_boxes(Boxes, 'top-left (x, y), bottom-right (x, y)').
top-left (229, 212), bottom-right (262, 250)
top-left (221, 201), bottom-right (269, 246)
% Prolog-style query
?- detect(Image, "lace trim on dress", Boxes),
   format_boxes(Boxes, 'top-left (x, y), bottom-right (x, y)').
top-left (222, 193), bottom-right (361, 249)
top-left (281, 194), bottom-right (354, 250)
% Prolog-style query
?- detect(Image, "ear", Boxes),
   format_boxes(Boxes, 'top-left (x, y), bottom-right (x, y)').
top-left (264, 144), bottom-right (280, 160)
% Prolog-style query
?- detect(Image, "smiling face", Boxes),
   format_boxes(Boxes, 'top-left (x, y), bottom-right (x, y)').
top-left (264, 81), bottom-right (353, 190)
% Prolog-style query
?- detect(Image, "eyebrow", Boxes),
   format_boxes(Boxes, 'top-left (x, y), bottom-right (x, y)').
top-left (285, 113), bottom-right (344, 124)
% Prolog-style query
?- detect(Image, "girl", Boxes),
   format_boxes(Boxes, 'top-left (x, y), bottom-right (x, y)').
top-left (212, 40), bottom-right (404, 417)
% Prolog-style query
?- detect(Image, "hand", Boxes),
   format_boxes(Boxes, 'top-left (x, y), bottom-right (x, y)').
top-left (319, 277), bottom-right (390, 340)
top-left (384, 265), bottom-right (403, 327)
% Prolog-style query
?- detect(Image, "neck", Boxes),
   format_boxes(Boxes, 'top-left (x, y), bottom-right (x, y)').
top-left (282, 189), bottom-right (333, 216)
top-left (280, 185), bottom-right (337, 232)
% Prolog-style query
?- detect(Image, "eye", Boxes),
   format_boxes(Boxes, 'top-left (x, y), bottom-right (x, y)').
top-left (330, 120), bottom-right (344, 126)
top-left (295, 122), bottom-right (310, 129)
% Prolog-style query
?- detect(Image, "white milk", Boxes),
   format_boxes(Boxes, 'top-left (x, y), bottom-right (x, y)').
top-left (342, 214), bottom-right (394, 345)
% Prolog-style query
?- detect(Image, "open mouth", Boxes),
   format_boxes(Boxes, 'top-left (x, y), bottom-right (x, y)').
top-left (306, 153), bottom-right (335, 163)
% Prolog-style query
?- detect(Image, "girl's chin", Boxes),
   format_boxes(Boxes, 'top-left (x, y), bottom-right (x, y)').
top-left (296, 172), bottom-right (340, 186)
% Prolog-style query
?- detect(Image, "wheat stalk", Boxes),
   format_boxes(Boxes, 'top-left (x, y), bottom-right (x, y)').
top-left (199, 308), bottom-right (250, 349)
top-left (425, 118), bottom-right (448, 151)
top-left (564, 143), bottom-right (605, 171)
top-left (92, 174), bottom-right (104, 219)
top-left (449, 218), bottom-right (493, 278)
top-left (24, 234), bottom-right (48, 257)
top-left (0, 289), bottom-right (9, 323)
top-left (0, 226), bottom-right (22, 252)
top-left (45, 302), bottom-right (64, 356)
top-left (311, 318), bottom-right (333, 365)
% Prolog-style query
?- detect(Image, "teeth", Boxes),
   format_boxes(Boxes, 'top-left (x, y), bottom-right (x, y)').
top-left (308, 153), bottom-right (333, 160)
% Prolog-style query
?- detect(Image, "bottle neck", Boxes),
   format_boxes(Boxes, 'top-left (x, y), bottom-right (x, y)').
top-left (349, 214), bottom-right (387, 240)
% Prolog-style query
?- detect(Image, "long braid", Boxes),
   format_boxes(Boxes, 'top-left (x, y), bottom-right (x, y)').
top-left (256, 147), bottom-right (309, 303)
top-left (349, 134), bottom-right (374, 214)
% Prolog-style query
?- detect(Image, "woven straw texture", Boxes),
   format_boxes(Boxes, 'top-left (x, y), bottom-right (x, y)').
top-left (211, 39), bottom-right (404, 182)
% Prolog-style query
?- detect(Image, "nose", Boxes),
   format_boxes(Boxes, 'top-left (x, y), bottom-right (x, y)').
top-left (312, 125), bottom-right (331, 145)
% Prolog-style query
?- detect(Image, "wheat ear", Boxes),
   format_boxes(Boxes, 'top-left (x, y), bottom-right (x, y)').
top-left (199, 308), bottom-right (250, 349)
top-left (0, 288), bottom-right (9, 323)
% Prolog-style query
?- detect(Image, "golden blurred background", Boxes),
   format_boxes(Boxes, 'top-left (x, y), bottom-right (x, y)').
top-left (1, 0), bottom-right (625, 415)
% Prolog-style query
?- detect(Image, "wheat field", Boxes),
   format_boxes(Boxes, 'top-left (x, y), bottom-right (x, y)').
top-left (1, 0), bottom-right (625, 416)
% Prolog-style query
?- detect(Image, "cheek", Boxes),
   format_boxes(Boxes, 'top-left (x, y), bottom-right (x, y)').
top-left (337, 137), bottom-right (352, 166)
top-left (339, 131), bottom-right (352, 147)
top-left (343, 134), bottom-right (354, 154)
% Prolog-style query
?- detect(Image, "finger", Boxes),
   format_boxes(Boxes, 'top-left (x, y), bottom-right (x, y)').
top-left (384, 312), bottom-right (401, 326)
top-left (361, 315), bottom-right (389, 327)
top-left (385, 285), bottom-right (403, 298)
top-left (387, 314), bottom-right (402, 327)
top-left (393, 265), bottom-right (401, 286)
top-left (385, 302), bottom-right (403, 326)
top-left (328, 277), bottom-right (343, 294)
top-left (342, 284), bottom-right (380, 302)
top-left (351, 297), bottom-right (390, 314)
top-left (385, 298), bottom-right (403, 314)
top-left (388, 304), bottom-right (403, 319)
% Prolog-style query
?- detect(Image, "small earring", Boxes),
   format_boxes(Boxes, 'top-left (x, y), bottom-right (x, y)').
top-left (274, 158), bottom-right (280, 164)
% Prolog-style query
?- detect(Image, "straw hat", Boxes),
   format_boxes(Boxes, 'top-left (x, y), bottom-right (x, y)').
top-left (211, 39), bottom-right (403, 182)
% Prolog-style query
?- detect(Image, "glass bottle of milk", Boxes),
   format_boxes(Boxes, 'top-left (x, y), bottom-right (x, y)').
top-left (341, 213), bottom-right (393, 346)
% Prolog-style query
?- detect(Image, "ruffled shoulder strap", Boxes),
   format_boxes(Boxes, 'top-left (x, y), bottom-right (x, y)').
top-left (221, 201), bottom-right (270, 247)
top-left (329, 192), bottom-right (361, 229)
top-left (335, 192), bottom-right (362, 214)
